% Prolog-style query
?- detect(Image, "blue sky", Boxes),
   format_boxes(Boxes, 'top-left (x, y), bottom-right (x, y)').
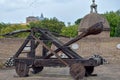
top-left (0, 0), bottom-right (120, 24)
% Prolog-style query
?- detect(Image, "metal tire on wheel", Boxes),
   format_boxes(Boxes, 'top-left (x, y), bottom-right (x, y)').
top-left (32, 66), bottom-right (44, 74)
top-left (15, 62), bottom-right (29, 77)
top-left (70, 63), bottom-right (85, 80)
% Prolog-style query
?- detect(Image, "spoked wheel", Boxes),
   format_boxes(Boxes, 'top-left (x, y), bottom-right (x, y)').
top-left (70, 63), bottom-right (85, 80)
top-left (85, 66), bottom-right (94, 77)
top-left (15, 62), bottom-right (29, 77)
top-left (32, 65), bottom-right (44, 74)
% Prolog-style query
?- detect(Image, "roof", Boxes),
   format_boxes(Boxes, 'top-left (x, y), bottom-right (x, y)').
top-left (79, 13), bottom-right (110, 32)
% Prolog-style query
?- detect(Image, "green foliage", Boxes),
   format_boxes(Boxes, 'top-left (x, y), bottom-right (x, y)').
top-left (116, 9), bottom-right (120, 16)
top-left (74, 18), bottom-right (82, 25)
top-left (0, 23), bottom-right (10, 36)
top-left (28, 17), bottom-right (65, 34)
top-left (1, 24), bottom-right (29, 38)
top-left (114, 23), bottom-right (120, 37)
top-left (103, 10), bottom-right (120, 37)
top-left (61, 25), bottom-right (78, 38)
top-left (1, 10), bottom-right (120, 38)
top-left (0, 23), bottom-right (10, 29)
top-left (0, 17), bottom-right (65, 38)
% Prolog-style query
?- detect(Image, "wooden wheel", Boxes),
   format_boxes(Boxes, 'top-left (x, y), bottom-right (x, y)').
top-left (32, 66), bottom-right (44, 74)
top-left (15, 62), bottom-right (29, 77)
top-left (85, 66), bottom-right (94, 77)
top-left (70, 63), bottom-right (85, 80)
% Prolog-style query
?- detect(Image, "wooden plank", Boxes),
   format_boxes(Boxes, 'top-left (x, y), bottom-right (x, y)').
top-left (34, 59), bottom-right (97, 67)
top-left (15, 58), bottom-right (98, 67)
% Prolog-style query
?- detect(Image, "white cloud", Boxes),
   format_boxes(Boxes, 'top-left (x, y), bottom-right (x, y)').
top-left (0, 0), bottom-right (6, 4)
top-left (0, 0), bottom-right (120, 24)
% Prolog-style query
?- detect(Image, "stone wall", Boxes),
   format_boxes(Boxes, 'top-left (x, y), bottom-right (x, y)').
top-left (75, 37), bottom-right (120, 63)
top-left (0, 37), bottom-right (120, 63)
top-left (0, 38), bottom-right (42, 59)
top-left (59, 37), bottom-right (120, 63)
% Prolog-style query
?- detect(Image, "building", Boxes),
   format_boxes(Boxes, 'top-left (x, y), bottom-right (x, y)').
top-left (26, 16), bottom-right (39, 23)
top-left (26, 13), bottom-right (45, 23)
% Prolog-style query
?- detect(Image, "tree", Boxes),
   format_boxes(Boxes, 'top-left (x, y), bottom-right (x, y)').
top-left (114, 23), bottom-right (120, 37)
top-left (61, 25), bottom-right (78, 38)
top-left (74, 18), bottom-right (82, 25)
top-left (114, 10), bottom-right (120, 37)
top-left (0, 23), bottom-right (10, 29)
top-left (103, 11), bottom-right (120, 37)
top-left (28, 17), bottom-right (65, 34)
top-left (1, 24), bottom-right (29, 38)
top-left (116, 9), bottom-right (120, 16)
top-left (0, 23), bottom-right (10, 34)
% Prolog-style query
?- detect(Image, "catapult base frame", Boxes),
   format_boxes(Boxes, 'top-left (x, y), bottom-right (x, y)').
top-left (5, 22), bottom-right (105, 80)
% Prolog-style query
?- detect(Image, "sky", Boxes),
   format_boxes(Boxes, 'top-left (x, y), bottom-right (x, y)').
top-left (0, 0), bottom-right (120, 24)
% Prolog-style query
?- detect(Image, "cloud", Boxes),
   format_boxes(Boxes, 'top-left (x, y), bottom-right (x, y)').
top-left (0, 0), bottom-right (5, 4)
top-left (51, 0), bottom-right (74, 3)
top-left (0, 0), bottom-right (120, 24)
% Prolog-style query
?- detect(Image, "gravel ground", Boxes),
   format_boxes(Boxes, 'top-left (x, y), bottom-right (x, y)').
top-left (0, 63), bottom-right (120, 80)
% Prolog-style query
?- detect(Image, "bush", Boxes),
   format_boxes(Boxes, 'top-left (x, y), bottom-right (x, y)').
top-left (61, 25), bottom-right (78, 38)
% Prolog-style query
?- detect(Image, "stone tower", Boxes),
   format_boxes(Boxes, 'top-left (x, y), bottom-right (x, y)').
top-left (78, 0), bottom-right (110, 38)
top-left (39, 13), bottom-right (45, 20)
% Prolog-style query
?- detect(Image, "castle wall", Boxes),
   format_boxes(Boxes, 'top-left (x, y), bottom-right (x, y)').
top-left (0, 37), bottom-right (120, 63)
top-left (75, 38), bottom-right (120, 63)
